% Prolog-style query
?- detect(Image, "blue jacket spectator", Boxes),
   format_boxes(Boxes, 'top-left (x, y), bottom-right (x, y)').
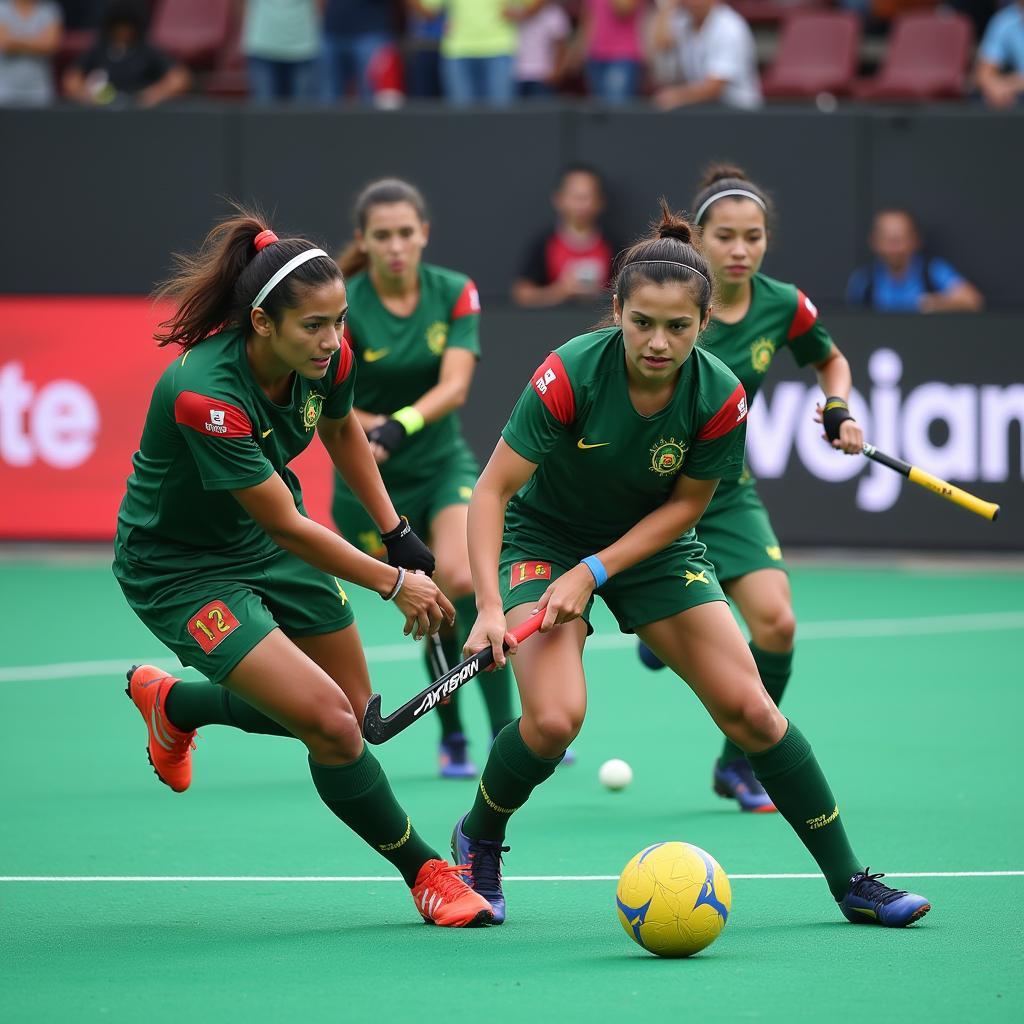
top-left (847, 209), bottom-right (983, 313)
top-left (976, 0), bottom-right (1024, 108)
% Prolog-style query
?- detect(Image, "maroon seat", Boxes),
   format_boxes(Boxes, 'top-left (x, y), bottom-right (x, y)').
top-left (203, 13), bottom-right (248, 99)
top-left (853, 11), bottom-right (973, 100)
top-left (732, 0), bottom-right (829, 27)
top-left (762, 11), bottom-right (861, 97)
top-left (151, 0), bottom-right (232, 71)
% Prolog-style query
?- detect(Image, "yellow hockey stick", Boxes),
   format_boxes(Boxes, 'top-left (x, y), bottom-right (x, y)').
top-left (861, 444), bottom-right (1000, 521)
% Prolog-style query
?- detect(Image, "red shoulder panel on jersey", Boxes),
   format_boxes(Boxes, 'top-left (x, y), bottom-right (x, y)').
top-left (451, 279), bottom-right (481, 320)
top-left (333, 338), bottom-right (354, 386)
top-left (174, 391), bottom-right (253, 438)
top-left (788, 289), bottom-right (819, 340)
top-left (530, 353), bottom-right (575, 425)
top-left (697, 383), bottom-right (747, 440)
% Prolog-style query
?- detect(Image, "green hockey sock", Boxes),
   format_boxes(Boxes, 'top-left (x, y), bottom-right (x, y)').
top-left (164, 682), bottom-right (292, 737)
top-left (309, 748), bottom-right (439, 886)
top-left (426, 627), bottom-right (465, 740)
top-left (463, 721), bottom-right (562, 841)
top-left (454, 594), bottom-right (516, 735)
top-left (747, 722), bottom-right (862, 900)
top-left (719, 643), bottom-right (793, 766)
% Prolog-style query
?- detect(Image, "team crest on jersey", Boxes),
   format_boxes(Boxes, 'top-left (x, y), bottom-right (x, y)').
top-left (751, 336), bottom-right (776, 373)
top-left (649, 437), bottom-right (688, 476)
top-left (302, 392), bottom-right (324, 431)
top-left (426, 321), bottom-right (449, 356)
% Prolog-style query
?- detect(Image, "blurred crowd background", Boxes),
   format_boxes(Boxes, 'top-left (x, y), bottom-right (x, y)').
top-left (1, 0), bottom-right (1021, 111)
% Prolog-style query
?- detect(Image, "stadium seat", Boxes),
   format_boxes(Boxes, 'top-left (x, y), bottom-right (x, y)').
top-left (732, 0), bottom-right (829, 28)
top-left (853, 11), bottom-right (973, 100)
top-left (151, 0), bottom-right (232, 71)
top-left (203, 14), bottom-right (248, 99)
top-left (762, 11), bottom-right (861, 98)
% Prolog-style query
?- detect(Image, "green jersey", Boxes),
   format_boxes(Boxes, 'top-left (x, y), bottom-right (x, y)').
top-left (343, 263), bottom-right (480, 483)
top-left (700, 273), bottom-right (833, 483)
top-left (114, 329), bottom-right (355, 572)
top-left (502, 328), bottom-right (748, 552)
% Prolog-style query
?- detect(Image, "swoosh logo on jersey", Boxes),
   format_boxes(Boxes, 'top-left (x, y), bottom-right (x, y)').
top-left (261, 428), bottom-right (273, 438)
top-left (577, 439), bottom-right (610, 450)
top-left (364, 348), bottom-right (390, 362)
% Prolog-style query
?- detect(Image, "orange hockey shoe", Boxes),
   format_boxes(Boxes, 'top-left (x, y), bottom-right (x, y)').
top-left (411, 859), bottom-right (495, 927)
top-left (124, 664), bottom-right (196, 793)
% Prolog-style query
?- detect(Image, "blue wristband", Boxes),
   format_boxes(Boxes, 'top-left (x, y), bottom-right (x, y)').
top-left (581, 555), bottom-right (608, 588)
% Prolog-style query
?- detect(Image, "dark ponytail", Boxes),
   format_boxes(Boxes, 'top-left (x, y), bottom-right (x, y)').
top-left (612, 199), bottom-right (714, 319)
top-left (154, 202), bottom-right (341, 350)
top-left (691, 163), bottom-right (772, 228)
top-left (338, 177), bottom-right (429, 278)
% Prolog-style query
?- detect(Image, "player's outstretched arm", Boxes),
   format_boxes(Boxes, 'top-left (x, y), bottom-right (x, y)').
top-left (464, 439), bottom-right (538, 665)
top-left (811, 345), bottom-right (864, 455)
top-left (597, 474), bottom-right (719, 579)
top-left (231, 473), bottom-right (454, 635)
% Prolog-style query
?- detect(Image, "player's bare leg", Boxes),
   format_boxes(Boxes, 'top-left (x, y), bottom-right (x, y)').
top-left (638, 602), bottom-right (929, 925)
top-left (201, 632), bottom-right (490, 925)
top-left (453, 607), bottom-right (587, 922)
top-left (293, 624), bottom-right (373, 724)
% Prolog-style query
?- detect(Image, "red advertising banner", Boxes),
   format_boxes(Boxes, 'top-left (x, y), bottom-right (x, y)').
top-left (0, 297), bottom-right (334, 540)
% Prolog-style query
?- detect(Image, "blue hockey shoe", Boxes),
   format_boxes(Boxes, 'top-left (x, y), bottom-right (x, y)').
top-left (838, 869), bottom-right (931, 927)
top-left (439, 733), bottom-right (477, 779)
top-left (712, 758), bottom-right (777, 813)
top-left (452, 814), bottom-right (508, 924)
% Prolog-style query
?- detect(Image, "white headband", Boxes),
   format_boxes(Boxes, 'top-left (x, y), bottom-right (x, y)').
top-left (629, 260), bottom-right (710, 288)
top-left (695, 188), bottom-right (766, 225)
top-left (251, 248), bottom-right (330, 310)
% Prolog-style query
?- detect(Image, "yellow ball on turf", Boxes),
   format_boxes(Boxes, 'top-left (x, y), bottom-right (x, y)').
top-left (615, 841), bottom-right (731, 957)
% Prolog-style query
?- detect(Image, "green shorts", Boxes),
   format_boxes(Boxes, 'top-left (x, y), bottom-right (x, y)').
top-left (332, 445), bottom-right (480, 555)
top-left (498, 526), bottom-right (726, 634)
top-left (696, 477), bottom-right (787, 584)
top-left (113, 547), bottom-right (355, 683)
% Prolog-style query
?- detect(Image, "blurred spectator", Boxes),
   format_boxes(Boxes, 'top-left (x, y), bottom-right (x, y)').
top-left (0, 0), bottom-right (62, 107)
top-left (242, 0), bottom-right (319, 104)
top-left (413, 0), bottom-right (518, 106)
top-left (404, 0), bottom-right (444, 97)
top-left (652, 0), bottom-right (762, 110)
top-left (321, 0), bottom-right (397, 104)
top-left (847, 209), bottom-right (984, 313)
top-left (573, 0), bottom-right (648, 104)
top-left (63, 0), bottom-right (188, 107)
top-left (512, 164), bottom-right (617, 307)
top-left (55, 1), bottom-right (102, 29)
top-left (976, 0), bottom-right (1024, 108)
top-left (516, 0), bottom-right (570, 97)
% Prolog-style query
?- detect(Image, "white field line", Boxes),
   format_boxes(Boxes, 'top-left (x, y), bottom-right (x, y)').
top-left (2, 610), bottom-right (1023, 685)
top-left (1, 871), bottom-right (1021, 883)
top-left (4, 610), bottom-right (1019, 684)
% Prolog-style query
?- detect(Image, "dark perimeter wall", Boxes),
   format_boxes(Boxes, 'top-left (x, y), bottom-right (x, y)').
top-left (3, 105), bottom-right (1023, 306)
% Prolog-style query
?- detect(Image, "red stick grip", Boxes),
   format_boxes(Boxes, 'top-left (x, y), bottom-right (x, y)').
top-left (508, 608), bottom-right (547, 645)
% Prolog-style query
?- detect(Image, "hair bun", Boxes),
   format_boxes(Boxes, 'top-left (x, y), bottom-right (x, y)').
top-left (699, 163), bottom-right (748, 189)
top-left (659, 223), bottom-right (692, 244)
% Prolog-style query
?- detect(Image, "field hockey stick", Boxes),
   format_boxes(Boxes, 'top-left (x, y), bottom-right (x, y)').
top-left (862, 443), bottom-right (1000, 521)
top-left (362, 608), bottom-right (546, 744)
